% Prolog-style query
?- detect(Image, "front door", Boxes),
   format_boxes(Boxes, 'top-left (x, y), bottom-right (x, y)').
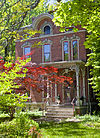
top-left (64, 87), bottom-right (71, 104)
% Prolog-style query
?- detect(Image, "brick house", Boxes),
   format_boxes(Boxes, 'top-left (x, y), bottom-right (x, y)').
top-left (16, 13), bottom-right (94, 112)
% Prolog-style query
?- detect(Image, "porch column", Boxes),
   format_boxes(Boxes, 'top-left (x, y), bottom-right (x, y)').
top-left (42, 77), bottom-right (44, 102)
top-left (55, 83), bottom-right (57, 102)
top-left (50, 83), bottom-right (52, 103)
top-left (42, 90), bottom-right (44, 102)
top-left (46, 78), bottom-right (50, 105)
top-left (30, 86), bottom-right (32, 101)
top-left (76, 65), bottom-right (80, 106)
top-left (62, 84), bottom-right (64, 104)
top-left (82, 68), bottom-right (86, 104)
top-left (47, 78), bottom-right (49, 94)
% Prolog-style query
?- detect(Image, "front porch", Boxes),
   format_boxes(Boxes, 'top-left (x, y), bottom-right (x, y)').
top-left (27, 60), bottom-right (89, 116)
top-left (40, 60), bottom-right (88, 107)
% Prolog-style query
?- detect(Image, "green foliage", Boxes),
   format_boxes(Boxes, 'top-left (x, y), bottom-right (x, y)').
top-left (0, 58), bottom-right (30, 118)
top-left (0, 0), bottom-right (59, 58)
top-left (76, 114), bottom-right (100, 122)
top-left (24, 0), bottom-right (48, 25)
top-left (0, 113), bottom-right (10, 123)
top-left (0, 0), bottom-right (41, 58)
top-left (53, 0), bottom-right (100, 100)
top-left (0, 112), bottom-right (41, 137)
top-left (20, 111), bottom-right (44, 119)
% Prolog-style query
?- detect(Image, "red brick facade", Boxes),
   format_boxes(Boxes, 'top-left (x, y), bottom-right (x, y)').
top-left (16, 13), bottom-right (89, 106)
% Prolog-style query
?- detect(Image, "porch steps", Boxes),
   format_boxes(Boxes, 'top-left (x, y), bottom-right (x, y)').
top-left (45, 105), bottom-right (74, 119)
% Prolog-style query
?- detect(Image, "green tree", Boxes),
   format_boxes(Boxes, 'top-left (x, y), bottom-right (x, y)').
top-left (0, 0), bottom-right (62, 59)
top-left (24, 0), bottom-right (48, 25)
top-left (53, 0), bottom-right (100, 101)
top-left (0, 58), bottom-right (30, 119)
top-left (0, 0), bottom-right (40, 59)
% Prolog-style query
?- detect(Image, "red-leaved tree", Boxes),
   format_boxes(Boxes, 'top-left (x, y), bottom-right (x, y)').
top-left (15, 52), bottom-right (73, 99)
top-left (0, 51), bottom-right (73, 118)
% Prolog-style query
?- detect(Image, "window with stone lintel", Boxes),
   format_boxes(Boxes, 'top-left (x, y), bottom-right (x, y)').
top-left (71, 34), bottom-right (80, 60)
top-left (60, 36), bottom-right (70, 61)
top-left (43, 44), bottom-right (51, 62)
top-left (72, 40), bottom-right (78, 60)
top-left (63, 41), bottom-right (69, 61)
top-left (42, 39), bottom-right (52, 63)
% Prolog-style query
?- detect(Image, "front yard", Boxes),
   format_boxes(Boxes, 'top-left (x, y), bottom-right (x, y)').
top-left (0, 112), bottom-right (100, 137)
top-left (40, 115), bottom-right (100, 138)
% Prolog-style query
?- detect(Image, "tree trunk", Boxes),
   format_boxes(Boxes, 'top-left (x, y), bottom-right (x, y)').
top-left (9, 106), bottom-right (15, 120)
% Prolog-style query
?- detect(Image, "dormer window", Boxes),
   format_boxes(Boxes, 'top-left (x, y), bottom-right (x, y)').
top-left (44, 25), bottom-right (50, 35)
top-left (40, 21), bottom-right (53, 36)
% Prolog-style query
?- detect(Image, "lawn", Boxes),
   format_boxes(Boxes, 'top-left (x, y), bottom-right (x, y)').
top-left (40, 116), bottom-right (100, 138)
top-left (0, 112), bottom-right (100, 137)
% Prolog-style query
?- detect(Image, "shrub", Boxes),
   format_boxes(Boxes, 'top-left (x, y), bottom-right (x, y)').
top-left (0, 112), bottom-right (41, 137)
top-left (0, 113), bottom-right (10, 123)
top-left (21, 111), bottom-right (43, 118)
top-left (76, 114), bottom-right (100, 122)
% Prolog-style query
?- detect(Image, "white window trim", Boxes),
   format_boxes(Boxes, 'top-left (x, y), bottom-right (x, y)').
top-left (21, 42), bottom-right (31, 57)
top-left (42, 44), bottom-right (51, 63)
top-left (70, 35), bottom-right (80, 60)
top-left (60, 36), bottom-right (70, 61)
top-left (24, 46), bottom-right (31, 57)
top-left (42, 39), bottom-right (52, 63)
top-left (62, 41), bottom-right (70, 61)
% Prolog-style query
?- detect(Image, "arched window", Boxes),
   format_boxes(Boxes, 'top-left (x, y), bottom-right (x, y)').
top-left (44, 26), bottom-right (50, 35)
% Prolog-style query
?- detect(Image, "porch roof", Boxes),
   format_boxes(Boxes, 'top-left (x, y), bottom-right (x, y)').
top-left (40, 60), bottom-right (85, 69)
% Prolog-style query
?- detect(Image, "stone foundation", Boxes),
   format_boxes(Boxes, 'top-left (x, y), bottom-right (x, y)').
top-left (75, 105), bottom-right (88, 115)
top-left (25, 102), bottom-right (46, 111)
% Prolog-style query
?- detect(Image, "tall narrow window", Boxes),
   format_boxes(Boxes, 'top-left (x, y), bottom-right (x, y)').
top-left (64, 41), bottom-right (68, 61)
top-left (44, 44), bottom-right (50, 62)
top-left (73, 40), bottom-right (78, 60)
top-left (44, 26), bottom-right (50, 35)
top-left (24, 47), bottom-right (30, 58)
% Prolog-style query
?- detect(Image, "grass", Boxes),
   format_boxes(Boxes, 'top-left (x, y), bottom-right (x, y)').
top-left (0, 111), bottom-right (43, 123)
top-left (40, 116), bottom-right (100, 138)
top-left (1, 112), bottom-right (100, 137)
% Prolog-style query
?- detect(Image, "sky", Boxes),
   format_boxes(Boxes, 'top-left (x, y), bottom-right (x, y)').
top-left (48, 0), bottom-right (67, 5)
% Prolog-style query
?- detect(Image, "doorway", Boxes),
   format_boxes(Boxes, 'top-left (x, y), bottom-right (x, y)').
top-left (63, 71), bottom-right (76, 104)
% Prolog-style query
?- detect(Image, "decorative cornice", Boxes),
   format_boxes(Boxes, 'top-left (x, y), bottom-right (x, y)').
top-left (21, 41), bottom-right (31, 48)
top-left (60, 36), bottom-right (70, 43)
top-left (70, 34), bottom-right (80, 40)
top-left (32, 13), bottom-right (53, 30)
top-left (42, 39), bottom-right (53, 45)
top-left (40, 60), bottom-right (85, 68)
top-left (70, 65), bottom-right (76, 71)
top-left (16, 30), bottom-right (86, 42)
